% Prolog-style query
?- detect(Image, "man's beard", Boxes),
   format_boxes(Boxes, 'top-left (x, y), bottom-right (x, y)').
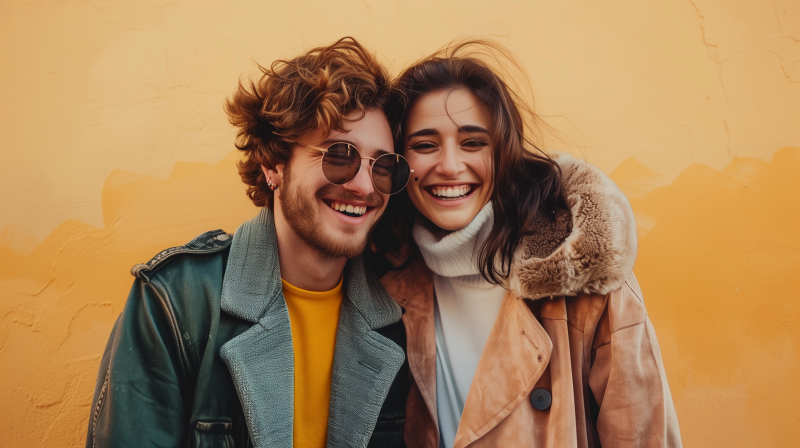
top-left (279, 163), bottom-right (383, 259)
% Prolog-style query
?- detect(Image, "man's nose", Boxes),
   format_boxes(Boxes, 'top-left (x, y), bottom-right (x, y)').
top-left (341, 160), bottom-right (375, 197)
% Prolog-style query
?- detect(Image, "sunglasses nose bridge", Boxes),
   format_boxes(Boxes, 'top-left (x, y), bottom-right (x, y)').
top-left (321, 143), bottom-right (410, 195)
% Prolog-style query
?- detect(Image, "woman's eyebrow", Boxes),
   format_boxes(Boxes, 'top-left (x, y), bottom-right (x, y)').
top-left (407, 128), bottom-right (439, 139)
top-left (458, 125), bottom-right (490, 134)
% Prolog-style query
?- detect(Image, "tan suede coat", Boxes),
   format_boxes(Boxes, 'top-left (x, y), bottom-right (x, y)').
top-left (380, 154), bottom-right (681, 448)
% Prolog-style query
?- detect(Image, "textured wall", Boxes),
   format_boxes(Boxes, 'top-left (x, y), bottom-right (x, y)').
top-left (1, 0), bottom-right (799, 446)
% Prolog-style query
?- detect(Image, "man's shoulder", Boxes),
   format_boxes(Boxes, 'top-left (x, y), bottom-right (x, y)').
top-left (130, 229), bottom-right (234, 280)
top-left (126, 230), bottom-right (236, 338)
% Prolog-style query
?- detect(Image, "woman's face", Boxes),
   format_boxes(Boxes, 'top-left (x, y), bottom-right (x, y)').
top-left (404, 88), bottom-right (494, 231)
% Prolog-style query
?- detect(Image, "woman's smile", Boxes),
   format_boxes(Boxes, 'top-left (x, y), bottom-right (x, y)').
top-left (425, 184), bottom-right (476, 201)
top-left (404, 88), bottom-right (494, 230)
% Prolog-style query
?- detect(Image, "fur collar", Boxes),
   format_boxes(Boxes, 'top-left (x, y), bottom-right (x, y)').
top-left (508, 153), bottom-right (638, 300)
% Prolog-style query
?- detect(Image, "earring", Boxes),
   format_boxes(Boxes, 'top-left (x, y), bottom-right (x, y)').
top-left (267, 180), bottom-right (275, 190)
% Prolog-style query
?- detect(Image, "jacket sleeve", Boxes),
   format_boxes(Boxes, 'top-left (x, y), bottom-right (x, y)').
top-left (587, 274), bottom-right (682, 447)
top-left (86, 277), bottom-right (190, 448)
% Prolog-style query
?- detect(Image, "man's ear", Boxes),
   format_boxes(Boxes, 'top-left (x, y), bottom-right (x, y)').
top-left (261, 164), bottom-right (284, 189)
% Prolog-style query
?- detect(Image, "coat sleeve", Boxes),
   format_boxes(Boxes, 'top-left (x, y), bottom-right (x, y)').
top-left (86, 277), bottom-right (189, 448)
top-left (587, 274), bottom-right (682, 447)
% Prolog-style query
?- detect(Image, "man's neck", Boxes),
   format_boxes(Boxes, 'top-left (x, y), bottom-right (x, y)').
top-left (273, 209), bottom-right (347, 292)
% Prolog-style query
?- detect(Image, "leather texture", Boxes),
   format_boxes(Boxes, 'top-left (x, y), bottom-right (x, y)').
top-left (86, 208), bottom-right (409, 448)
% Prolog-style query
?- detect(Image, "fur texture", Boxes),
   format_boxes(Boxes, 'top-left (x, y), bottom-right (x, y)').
top-left (508, 153), bottom-right (638, 300)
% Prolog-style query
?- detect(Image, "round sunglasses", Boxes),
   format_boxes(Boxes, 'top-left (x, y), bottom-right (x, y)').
top-left (302, 142), bottom-right (413, 195)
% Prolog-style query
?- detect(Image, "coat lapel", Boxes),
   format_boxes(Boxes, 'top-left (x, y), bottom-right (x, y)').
top-left (380, 259), bottom-right (437, 417)
top-left (327, 256), bottom-right (405, 447)
top-left (380, 258), bottom-right (439, 447)
top-left (219, 208), bottom-right (294, 448)
top-left (454, 291), bottom-right (552, 448)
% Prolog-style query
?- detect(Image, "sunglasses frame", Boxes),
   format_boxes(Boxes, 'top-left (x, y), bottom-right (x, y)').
top-left (301, 142), bottom-right (414, 195)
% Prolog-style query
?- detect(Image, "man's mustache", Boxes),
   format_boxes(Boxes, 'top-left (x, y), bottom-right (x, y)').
top-left (317, 184), bottom-right (384, 208)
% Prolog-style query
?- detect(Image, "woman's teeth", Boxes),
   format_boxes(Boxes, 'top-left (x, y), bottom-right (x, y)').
top-left (431, 185), bottom-right (472, 199)
top-left (330, 201), bottom-right (367, 216)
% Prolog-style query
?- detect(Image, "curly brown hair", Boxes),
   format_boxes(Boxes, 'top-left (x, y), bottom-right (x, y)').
top-left (225, 37), bottom-right (392, 207)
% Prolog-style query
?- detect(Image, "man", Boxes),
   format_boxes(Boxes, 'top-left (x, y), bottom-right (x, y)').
top-left (86, 37), bottom-right (413, 448)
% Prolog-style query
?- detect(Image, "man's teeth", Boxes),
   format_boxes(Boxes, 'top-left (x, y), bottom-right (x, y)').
top-left (431, 185), bottom-right (472, 198)
top-left (330, 202), bottom-right (367, 215)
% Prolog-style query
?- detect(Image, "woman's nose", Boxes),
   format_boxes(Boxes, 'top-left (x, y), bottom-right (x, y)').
top-left (436, 145), bottom-right (464, 178)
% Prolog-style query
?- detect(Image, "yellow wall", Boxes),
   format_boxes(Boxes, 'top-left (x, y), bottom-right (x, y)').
top-left (1, 0), bottom-right (798, 446)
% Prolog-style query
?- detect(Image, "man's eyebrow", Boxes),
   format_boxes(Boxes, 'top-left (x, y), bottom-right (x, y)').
top-left (407, 128), bottom-right (439, 139)
top-left (316, 140), bottom-right (392, 157)
top-left (318, 139), bottom-right (354, 147)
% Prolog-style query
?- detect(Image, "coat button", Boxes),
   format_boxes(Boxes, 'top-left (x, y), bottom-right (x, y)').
top-left (530, 388), bottom-right (552, 411)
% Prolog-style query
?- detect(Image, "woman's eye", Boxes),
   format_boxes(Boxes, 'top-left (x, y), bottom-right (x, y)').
top-left (462, 139), bottom-right (489, 149)
top-left (408, 142), bottom-right (438, 152)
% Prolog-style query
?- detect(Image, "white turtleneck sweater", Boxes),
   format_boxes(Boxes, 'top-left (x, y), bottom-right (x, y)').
top-left (413, 202), bottom-right (508, 448)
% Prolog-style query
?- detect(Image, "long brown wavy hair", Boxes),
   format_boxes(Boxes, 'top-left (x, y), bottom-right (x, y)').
top-left (225, 37), bottom-right (392, 207)
top-left (375, 39), bottom-right (563, 284)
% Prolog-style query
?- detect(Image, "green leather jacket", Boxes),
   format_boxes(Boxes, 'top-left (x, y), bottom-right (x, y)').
top-left (86, 208), bottom-right (409, 448)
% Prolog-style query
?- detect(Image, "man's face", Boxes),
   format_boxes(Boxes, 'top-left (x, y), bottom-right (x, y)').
top-left (272, 109), bottom-right (394, 259)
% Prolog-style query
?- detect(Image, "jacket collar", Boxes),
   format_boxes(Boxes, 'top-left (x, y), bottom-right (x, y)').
top-left (220, 207), bottom-right (282, 322)
top-left (509, 152), bottom-right (639, 300)
top-left (219, 207), bottom-right (404, 448)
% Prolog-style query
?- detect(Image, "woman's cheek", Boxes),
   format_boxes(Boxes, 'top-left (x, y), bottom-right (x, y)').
top-left (404, 174), bottom-right (427, 210)
top-left (405, 156), bottom-right (427, 199)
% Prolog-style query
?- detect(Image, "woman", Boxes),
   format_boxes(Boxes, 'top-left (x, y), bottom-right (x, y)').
top-left (374, 41), bottom-right (681, 448)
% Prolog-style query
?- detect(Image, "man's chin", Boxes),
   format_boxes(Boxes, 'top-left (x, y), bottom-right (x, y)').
top-left (323, 232), bottom-right (370, 259)
top-left (313, 239), bottom-right (368, 260)
top-left (300, 227), bottom-right (370, 259)
top-left (283, 205), bottom-right (372, 259)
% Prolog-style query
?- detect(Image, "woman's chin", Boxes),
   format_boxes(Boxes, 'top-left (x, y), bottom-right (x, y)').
top-left (423, 208), bottom-right (481, 232)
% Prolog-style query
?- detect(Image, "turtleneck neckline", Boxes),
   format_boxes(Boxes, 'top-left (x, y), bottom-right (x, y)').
top-left (413, 202), bottom-right (494, 279)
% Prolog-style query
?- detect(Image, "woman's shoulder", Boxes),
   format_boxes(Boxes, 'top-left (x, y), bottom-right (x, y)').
top-left (510, 152), bottom-right (638, 301)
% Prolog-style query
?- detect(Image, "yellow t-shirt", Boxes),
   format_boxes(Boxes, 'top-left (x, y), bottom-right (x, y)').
top-left (282, 277), bottom-right (344, 448)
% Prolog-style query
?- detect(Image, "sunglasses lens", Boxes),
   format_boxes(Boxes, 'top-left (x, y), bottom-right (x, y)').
top-left (321, 143), bottom-right (360, 185)
top-left (372, 154), bottom-right (411, 195)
